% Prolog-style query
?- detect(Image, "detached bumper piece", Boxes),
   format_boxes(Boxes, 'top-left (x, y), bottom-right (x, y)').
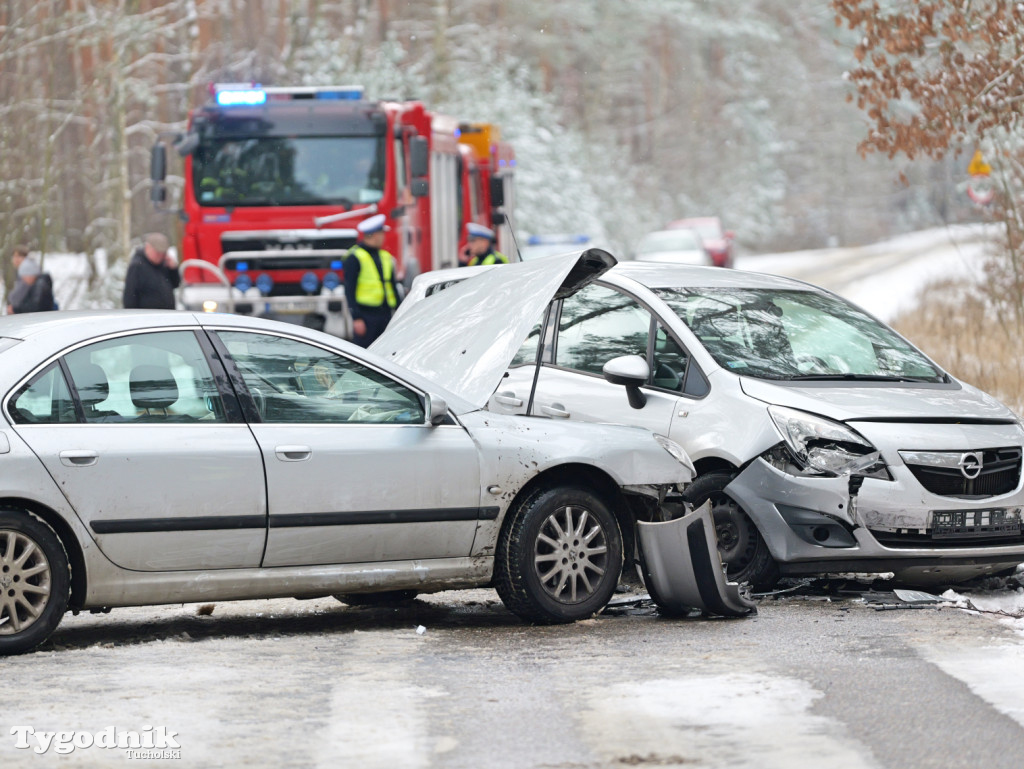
top-left (637, 502), bottom-right (756, 618)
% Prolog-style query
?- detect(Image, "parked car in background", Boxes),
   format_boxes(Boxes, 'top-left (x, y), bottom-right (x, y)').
top-left (667, 217), bottom-right (734, 268)
top-left (397, 259), bottom-right (1024, 590)
top-left (634, 229), bottom-right (711, 266)
top-left (0, 260), bottom-right (712, 653)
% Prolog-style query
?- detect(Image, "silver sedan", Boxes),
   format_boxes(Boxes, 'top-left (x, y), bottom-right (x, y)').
top-left (0, 293), bottom-right (700, 655)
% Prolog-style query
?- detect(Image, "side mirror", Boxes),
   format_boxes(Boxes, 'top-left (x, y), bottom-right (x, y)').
top-left (602, 355), bottom-right (649, 409)
top-left (175, 133), bottom-right (199, 157)
top-left (410, 178), bottom-right (429, 198)
top-left (150, 143), bottom-right (167, 183)
top-left (425, 394), bottom-right (449, 426)
top-left (409, 136), bottom-right (429, 178)
top-left (489, 176), bottom-right (505, 207)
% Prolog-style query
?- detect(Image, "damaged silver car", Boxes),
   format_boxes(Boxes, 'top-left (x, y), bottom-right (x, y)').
top-left (393, 259), bottom-right (1024, 589)
top-left (0, 252), bottom-right (755, 655)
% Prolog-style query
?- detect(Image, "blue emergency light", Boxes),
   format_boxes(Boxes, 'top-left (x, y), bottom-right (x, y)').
top-left (300, 272), bottom-right (320, 293)
top-left (234, 273), bottom-right (254, 292)
top-left (256, 274), bottom-right (274, 294)
top-left (215, 88), bottom-right (267, 107)
top-left (322, 271), bottom-right (341, 290)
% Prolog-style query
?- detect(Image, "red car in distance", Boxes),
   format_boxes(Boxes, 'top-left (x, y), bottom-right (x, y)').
top-left (666, 217), bottom-right (735, 268)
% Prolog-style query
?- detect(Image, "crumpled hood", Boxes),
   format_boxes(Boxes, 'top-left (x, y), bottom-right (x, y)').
top-left (372, 251), bottom-right (615, 409)
top-left (739, 376), bottom-right (1016, 423)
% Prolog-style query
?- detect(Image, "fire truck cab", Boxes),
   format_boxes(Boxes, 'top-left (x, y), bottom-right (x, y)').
top-left (150, 83), bottom-right (514, 337)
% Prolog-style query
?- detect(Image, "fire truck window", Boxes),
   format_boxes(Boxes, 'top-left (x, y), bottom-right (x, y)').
top-left (469, 169), bottom-right (482, 219)
top-left (193, 136), bottom-right (386, 207)
top-left (394, 137), bottom-right (407, 195)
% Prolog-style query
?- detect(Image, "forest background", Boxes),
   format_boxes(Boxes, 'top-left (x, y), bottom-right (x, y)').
top-left (0, 0), bottom-right (987, 276)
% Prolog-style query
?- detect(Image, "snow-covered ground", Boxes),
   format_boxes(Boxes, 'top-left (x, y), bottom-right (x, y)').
top-left (737, 224), bottom-right (992, 322)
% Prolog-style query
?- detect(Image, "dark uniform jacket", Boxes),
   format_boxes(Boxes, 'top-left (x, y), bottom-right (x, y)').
top-left (122, 247), bottom-right (181, 309)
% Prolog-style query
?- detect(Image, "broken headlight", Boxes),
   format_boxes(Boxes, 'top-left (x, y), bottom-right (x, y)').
top-left (654, 434), bottom-right (696, 475)
top-left (768, 405), bottom-right (889, 479)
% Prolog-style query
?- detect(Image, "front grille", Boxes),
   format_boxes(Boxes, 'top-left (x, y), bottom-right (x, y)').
top-left (870, 529), bottom-right (1024, 549)
top-left (904, 447), bottom-right (1021, 498)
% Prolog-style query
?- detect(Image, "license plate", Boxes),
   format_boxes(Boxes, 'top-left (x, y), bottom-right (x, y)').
top-left (931, 508), bottom-right (1021, 538)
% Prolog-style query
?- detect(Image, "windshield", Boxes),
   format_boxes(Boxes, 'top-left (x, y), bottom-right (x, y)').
top-left (192, 135), bottom-right (386, 207)
top-left (654, 287), bottom-right (945, 382)
top-left (638, 230), bottom-right (702, 254)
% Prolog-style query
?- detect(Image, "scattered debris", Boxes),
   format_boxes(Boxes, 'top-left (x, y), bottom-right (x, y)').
top-left (893, 589), bottom-right (945, 605)
top-left (415, 625), bottom-right (427, 635)
top-left (197, 604), bottom-right (216, 616)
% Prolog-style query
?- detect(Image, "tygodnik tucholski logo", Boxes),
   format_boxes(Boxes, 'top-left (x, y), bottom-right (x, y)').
top-left (10, 725), bottom-right (181, 759)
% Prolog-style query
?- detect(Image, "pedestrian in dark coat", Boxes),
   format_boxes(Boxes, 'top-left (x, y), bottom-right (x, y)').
top-left (123, 233), bottom-right (180, 309)
top-left (8, 259), bottom-right (55, 314)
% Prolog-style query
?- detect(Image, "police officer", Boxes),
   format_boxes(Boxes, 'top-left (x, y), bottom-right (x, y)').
top-left (344, 214), bottom-right (399, 347)
top-left (461, 223), bottom-right (508, 267)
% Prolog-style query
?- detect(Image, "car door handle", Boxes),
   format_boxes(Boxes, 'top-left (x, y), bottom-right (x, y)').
top-left (494, 391), bottom-right (524, 408)
top-left (541, 403), bottom-right (570, 419)
top-left (59, 450), bottom-right (98, 467)
top-left (275, 445), bottom-right (312, 462)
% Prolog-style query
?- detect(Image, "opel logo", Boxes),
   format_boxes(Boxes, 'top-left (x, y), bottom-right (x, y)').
top-left (958, 452), bottom-right (983, 479)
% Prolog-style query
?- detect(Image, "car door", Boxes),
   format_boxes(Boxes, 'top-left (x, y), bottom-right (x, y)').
top-left (212, 330), bottom-right (483, 568)
top-left (490, 284), bottom-right (703, 437)
top-left (7, 329), bottom-right (267, 571)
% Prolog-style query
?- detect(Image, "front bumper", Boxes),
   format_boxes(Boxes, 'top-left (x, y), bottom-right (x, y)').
top-left (726, 458), bottom-right (1024, 576)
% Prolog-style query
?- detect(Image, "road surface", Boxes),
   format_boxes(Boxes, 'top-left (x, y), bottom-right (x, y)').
top-left (3, 584), bottom-right (1024, 768)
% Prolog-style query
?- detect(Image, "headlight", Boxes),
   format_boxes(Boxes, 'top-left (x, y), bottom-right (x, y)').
top-left (654, 434), bottom-right (695, 474)
top-left (768, 405), bottom-right (887, 478)
top-left (202, 300), bottom-right (218, 313)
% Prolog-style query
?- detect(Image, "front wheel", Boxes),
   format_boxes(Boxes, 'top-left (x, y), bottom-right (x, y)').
top-left (681, 473), bottom-right (779, 591)
top-left (0, 511), bottom-right (71, 655)
top-left (495, 485), bottom-right (622, 624)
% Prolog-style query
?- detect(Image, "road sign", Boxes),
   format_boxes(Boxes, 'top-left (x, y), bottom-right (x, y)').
top-left (968, 150), bottom-right (991, 176)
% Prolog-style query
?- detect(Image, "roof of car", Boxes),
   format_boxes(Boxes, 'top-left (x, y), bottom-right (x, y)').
top-left (609, 261), bottom-right (822, 291)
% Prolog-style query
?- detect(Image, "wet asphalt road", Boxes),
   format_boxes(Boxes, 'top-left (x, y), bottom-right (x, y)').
top-left (3, 586), bottom-right (1024, 768)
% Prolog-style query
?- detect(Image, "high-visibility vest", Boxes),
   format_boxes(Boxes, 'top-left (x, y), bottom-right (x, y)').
top-left (350, 245), bottom-right (397, 308)
top-left (469, 250), bottom-right (508, 267)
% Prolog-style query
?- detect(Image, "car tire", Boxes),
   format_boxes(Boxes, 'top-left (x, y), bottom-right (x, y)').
top-left (495, 485), bottom-right (622, 624)
top-left (681, 473), bottom-right (779, 591)
top-left (0, 510), bottom-right (71, 655)
top-left (333, 590), bottom-right (420, 606)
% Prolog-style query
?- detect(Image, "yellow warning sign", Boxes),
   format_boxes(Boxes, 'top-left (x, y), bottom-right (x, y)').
top-left (968, 150), bottom-right (991, 176)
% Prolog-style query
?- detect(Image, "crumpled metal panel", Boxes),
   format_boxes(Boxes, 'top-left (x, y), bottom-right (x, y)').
top-left (371, 251), bottom-right (613, 409)
top-left (636, 502), bottom-right (757, 618)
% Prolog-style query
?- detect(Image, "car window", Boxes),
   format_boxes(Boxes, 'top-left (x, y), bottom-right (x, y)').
top-left (655, 287), bottom-right (944, 382)
top-left (217, 331), bottom-right (424, 424)
top-left (63, 331), bottom-right (226, 423)
top-left (9, 362), bottom-right (76, 424)
top-left (651, 325), bottom-right (689, 392)
top-left (556, 285), bottom-right (651, 375)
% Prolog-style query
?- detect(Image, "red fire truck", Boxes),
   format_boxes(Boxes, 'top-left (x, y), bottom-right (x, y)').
top-left (150, 83), bottom-right (514, 337)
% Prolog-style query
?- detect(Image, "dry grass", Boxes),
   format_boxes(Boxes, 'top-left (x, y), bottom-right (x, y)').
top-left (891, 277), bottom-right (1024, 415)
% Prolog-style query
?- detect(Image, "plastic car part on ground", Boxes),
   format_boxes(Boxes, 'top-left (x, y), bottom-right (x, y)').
top-left (636, 502), bottom-right (757, 618)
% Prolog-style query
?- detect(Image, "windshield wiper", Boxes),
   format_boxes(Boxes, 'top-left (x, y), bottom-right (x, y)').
top-left (788, 373), bottom-right (938, 383)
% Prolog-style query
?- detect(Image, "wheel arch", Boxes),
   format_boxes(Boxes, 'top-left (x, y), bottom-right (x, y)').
top-left (0, 498), bottom-right (87, 611)
top-left (691, 456), bottom-right (738, 479)
top-left (503, 463), bottom-right (636, 567)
